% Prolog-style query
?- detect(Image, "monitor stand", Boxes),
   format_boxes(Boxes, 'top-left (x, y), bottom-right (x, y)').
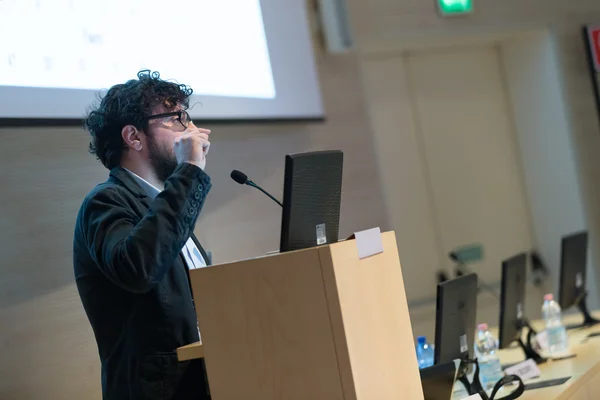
top-left (459, 357), bottom-right (525, 400)
top-left (502, 320), bottom-right (546, 369)
top-left (520, 320), bottom-right (547, 364)
top-left (457, 359), bottom-right (485, 399)
top-left (566, 292), bottom-right (600, 330)
top-left (456, 358), bottom-right (501, 400)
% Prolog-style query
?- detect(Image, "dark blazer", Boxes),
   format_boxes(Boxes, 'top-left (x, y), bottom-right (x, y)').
top-left (73, 163), bottom-right (212, 400)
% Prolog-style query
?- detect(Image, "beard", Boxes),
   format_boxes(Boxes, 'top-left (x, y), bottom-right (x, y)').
top-left (147, 136), bottom-right (178, 184)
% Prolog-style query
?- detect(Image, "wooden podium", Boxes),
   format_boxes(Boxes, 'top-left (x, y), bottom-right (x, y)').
top-left (188, 230), bottom-right (423, 400)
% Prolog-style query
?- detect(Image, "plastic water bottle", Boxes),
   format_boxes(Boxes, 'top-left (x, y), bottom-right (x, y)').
top-left (474, 323), bottom-right (504, 391)
top-left (416, 336), bottom-right (434, 369)
top-left (542, 293), bottom-right (569, 355)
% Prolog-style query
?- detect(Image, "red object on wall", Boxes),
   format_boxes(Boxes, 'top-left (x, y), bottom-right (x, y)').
top-left (587, 25), bottom-right (600, 72)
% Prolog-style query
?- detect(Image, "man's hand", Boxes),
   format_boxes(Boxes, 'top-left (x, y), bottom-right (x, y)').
top-left (174, 128), bottom-right (211, 170)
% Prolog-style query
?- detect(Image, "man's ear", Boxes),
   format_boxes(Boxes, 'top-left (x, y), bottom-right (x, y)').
top-left (121, 125), bottom-right (143, 151)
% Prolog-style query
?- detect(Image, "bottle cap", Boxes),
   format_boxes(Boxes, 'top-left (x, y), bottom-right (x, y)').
top-left (477, 323), bottom-right (488, 331)
top-left (417, 336), bottom-right (426, 344)
top-left (544, 293), bottom-right (554, 301)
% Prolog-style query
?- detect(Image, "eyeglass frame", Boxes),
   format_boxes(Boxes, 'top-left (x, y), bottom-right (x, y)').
top-left (143, 110), bottom-right (192, 130)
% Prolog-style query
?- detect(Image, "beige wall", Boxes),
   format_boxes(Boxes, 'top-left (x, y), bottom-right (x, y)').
top-left (351, 0), bottom-right (600, 307)
top-left (361, 43), bottom-right (540, 303)
top-left (501, 31), bottom-right (595, 305)
top-left (0, 54), bottom-right (386, 398)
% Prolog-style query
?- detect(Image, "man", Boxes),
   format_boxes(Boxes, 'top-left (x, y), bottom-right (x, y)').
top-left (73, 70), bottom-right (212, 399)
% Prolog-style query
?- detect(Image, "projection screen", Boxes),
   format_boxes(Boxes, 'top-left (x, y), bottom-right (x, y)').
top-left (0, 0), bottom-right (324, 121)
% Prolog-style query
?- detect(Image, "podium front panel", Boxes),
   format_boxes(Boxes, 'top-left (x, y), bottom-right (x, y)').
top-left (190, 249), bottom-right (345, 400)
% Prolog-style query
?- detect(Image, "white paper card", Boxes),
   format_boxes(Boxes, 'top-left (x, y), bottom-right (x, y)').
top-left (504, 358), bottom-right (541, 381)
top-left (459, 334), bottom-right (468, 353)
top-left (536, 330), bottom-right (550, 353)
top-left (354, 227), bottom-right (384, 259)
top-left (460, 395), bottom-right (483, 400)
top-left (316, 223), bottom-right (327, 245)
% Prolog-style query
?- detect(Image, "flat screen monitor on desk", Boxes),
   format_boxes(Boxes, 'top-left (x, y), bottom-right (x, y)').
top-left (434, 273), bottom-right (478, 368)
top-left (498, 253), bottom-right (546, 364)
top-left (279, 150), bottom-right (343, 252)
top-left (558, 231), bottom-right (600, 329)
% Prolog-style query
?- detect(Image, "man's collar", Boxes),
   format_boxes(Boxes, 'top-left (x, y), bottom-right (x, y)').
top-left (121, 168), bottom-right (161, 199)
top-left (108, 166), bottom-right (158, 199)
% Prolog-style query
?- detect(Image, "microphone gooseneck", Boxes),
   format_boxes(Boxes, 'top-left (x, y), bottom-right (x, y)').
top-left (230, 169), bottom-right (283, 208)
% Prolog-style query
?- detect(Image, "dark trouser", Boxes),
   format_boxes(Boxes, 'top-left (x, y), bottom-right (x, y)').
top-left (172, 359), bottom-right (211, 400)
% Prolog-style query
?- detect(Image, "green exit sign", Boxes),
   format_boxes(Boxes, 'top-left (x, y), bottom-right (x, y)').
top-left (438, 0), bottom-right (473, 15)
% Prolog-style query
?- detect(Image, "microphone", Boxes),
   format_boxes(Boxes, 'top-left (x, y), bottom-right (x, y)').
top-left (230, 169), bottom-right (283, 207)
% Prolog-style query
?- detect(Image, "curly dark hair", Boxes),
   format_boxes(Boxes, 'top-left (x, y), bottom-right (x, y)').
top-left (85, 69), bottom-right (193, 169)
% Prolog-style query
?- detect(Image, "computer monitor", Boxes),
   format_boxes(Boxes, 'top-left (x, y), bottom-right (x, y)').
top-left (498, 253), bottom-right (545, 364)
top-left (279, 150), bottom-right (343, 252)
top-left (434, 273), bottom-right (478, 367)
top-left (558, 231), bottom-right (600, 329)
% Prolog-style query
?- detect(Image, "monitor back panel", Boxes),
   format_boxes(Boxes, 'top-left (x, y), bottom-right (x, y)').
top-left (434, 273), bottom-right (478, 364)
top-left (280, 150), bottom-right (343, 252)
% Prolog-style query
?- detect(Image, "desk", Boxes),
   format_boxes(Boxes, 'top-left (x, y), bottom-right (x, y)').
top-left (176, 314), bottom-right (600, 399)
top-left (475, 313), bottom-right (600, 400)
top-left (176, 341), bottom-right (203, 361)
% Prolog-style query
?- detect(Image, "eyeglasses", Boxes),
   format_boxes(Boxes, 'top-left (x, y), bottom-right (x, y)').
top-left (144, 110), bottom-right (192, 130)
